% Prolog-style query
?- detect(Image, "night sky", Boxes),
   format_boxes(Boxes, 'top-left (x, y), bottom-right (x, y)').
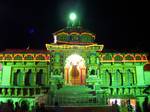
top-left (0, 0), bottom-right (149, 52)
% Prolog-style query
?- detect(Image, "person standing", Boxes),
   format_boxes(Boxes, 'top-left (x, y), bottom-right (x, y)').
top-left (142, 97), bottom-right (149, 112)
top-left (127, 99), bottom-right (133, 112)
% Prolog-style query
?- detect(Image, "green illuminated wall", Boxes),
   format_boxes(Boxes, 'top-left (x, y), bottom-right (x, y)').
top-left (1, 66), bottom-right (11, 86)
top-left (136, 65), bottom-right (145, 85)
top-left (144, 71), bottom-right (150, 85)
top-left (0, 19), bottom-right (149, 110)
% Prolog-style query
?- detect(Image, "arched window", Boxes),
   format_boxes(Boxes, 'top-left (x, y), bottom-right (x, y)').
top-left (24, 55), bottom-right (34, 60)
top-left (20, 100), bottom-right (29, 111)
top-left (115, 70), bottom-right (122, 86)
top-left (13, 69), bottom-right (21, 86)
top-left (114, 55), bottom-right (123, 61)
top-left (90, 69), bottom-right (95, 75)
top-left (126, 69), bottom-right (134, 86)
top-left (54, 69), bottom-right (60, 75)
top-left (14, 55), bottom-right (23, 60)
top-left (124, 54), bottom-right (134, 60)
top-left (5, 55), bottom-right (12, 60)
top-left (103, 54), bottom-right (112, 61)
top-left (101, 70), bottom-right (111, 86)
top-left (135, 55), bottom-right (142, 60)
top-left (36, 69), bottom-right (43, 86)
top-left (36, 55), bottom-right (45, 60)
top-left (25, 69), bottom-right (31, 86)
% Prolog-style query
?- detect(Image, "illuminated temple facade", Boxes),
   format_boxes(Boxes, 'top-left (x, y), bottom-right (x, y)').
top-left (0, 18), bottom-right (150, 109)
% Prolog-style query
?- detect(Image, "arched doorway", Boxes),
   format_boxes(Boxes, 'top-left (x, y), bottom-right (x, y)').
top-left (64, 54), bottom-right (86, 85)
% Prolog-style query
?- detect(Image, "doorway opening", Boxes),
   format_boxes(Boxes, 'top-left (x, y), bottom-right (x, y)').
top-left (64, 54), bottom-right (86, 85)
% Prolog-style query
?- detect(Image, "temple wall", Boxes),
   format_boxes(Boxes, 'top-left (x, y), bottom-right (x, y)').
top-left (99, 62), bottom-right (137, 87)
top-left (0, 51), bottom-right (149, 109)
top-left (0, 61), bottom-right (49, 110)
top-left (144, 71), bottom-right (150, 85)
top-left (1, 65), bottom-right (12, 86)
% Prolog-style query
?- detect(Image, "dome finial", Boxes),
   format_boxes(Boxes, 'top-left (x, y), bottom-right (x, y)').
top-left (68, 12), bottom-right (78, 27)
top-left (69, 13), bottom-right (76, 21)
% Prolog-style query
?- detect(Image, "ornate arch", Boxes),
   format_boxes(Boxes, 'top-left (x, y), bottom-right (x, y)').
top-left (113, 54), bottom-right (123, 62)
top-left (35, 54), bottom-right (46, 60)
top-left (24, 54), bottom-right (35, 60)
top-left (14, 54), bottom-right (23, 60)
top-left (4, 54), bottom-right (13, 60)
top-left (135, 54), bottom-right (142, 60)
top-left (124, 54), bottom-right (135, 61)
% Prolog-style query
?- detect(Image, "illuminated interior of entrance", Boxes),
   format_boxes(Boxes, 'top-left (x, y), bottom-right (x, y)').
top-left (65, 54), bottom-right (86, 85)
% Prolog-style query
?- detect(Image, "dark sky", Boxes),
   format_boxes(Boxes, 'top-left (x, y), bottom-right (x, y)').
top-left (0, 0), bottom-right (149, 52)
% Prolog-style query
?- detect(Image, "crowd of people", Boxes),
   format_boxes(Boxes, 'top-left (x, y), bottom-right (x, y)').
top-left (0, 97), bottom-right (150, 112)
top-left (110, 97), bottom-right (150, 112)
top-left (0, 100), bottom-right (46, 112)
top-left (0, 100), bottom-right (63, 112)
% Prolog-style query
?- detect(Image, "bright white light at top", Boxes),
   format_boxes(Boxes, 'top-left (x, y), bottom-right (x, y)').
top-left (69, 13), bottom-right (76, 21)
top-left (109, 99), bottom-right (121, 106)
top-left (66, 54), bottom-right (85, 67)
top-left (54, 35), bottom-right (57, 43)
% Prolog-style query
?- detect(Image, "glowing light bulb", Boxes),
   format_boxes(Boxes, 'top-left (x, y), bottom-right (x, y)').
top-left (69, 13), bottom-right (76, 21)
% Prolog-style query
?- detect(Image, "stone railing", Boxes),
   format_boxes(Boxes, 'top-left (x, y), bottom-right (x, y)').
top-left (100, 85), bottom-right (148, 97)
top-left (0, 86), bottom-right (49, 97)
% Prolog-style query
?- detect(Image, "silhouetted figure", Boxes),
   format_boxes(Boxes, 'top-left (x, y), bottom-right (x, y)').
top-left (15, 102), bottom-right (21, 112)
top-left (135, 101), bottom-right (141, 112)
top-left (111, 100), bottom-right (120, 112)
top-left (142, 97), bottom-right (149, 112)
top-left (39, 103), bottom-right (46, 112)
top-left (32, 102), bottom-right (40, 112)
top-left (0, 100), bottom-right (14, 112)
top-left (127, 99), bottom-right (133, 112)
top-left (6, 100), bottom-right (14, 112)
top-left (53, 102), bottom-right (64, 112)
top-left (113, 100), bottom-right (120, 112)
top-left (20, 101), bottom-right (29, 112)
top-left (0, 101), bottom-right (3, 112)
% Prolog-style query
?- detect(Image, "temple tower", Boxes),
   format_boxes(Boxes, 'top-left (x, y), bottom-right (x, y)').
top-left (46, 13), bottom-right (104, 86)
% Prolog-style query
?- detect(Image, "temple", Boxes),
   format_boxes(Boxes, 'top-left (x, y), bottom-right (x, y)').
top-left (0, 13), bottom-right (150, 110)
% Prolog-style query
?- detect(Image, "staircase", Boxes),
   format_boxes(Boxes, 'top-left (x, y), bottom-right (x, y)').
top-left (53, 85), bottom-right (100, 106)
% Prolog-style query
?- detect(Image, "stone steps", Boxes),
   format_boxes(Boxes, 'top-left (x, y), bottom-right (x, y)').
top-left (53, 85), bottom-right (96, 106)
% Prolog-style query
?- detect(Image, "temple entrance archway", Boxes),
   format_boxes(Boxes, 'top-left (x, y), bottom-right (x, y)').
top-left (64, 54), bottom-right (86, 85)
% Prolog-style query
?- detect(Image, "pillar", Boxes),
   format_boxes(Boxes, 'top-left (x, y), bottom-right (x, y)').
top-left (111, 71), bottom-right (116, 86)
top-left (21, 70), bottom-right (25, 86)
top-left (11, 71), bottom-right (15, 86)
top-left (136, 65), bottom-right (144, 85)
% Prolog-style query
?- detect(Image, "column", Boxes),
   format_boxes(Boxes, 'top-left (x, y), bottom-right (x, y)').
top-left (11, 71), bottom-right (15, 86)
top-left (21, 70), bottom-right (25, 86)
top-left (122, 71), bottom-right (125, 86)
top-left (136, 65), bottom-right (144, 85)
top-left (133, 71), bottom-right (137, 85)
top-left (32, 71), bottom-right (36, 86)
top-left (7, 88), bottom-right (12, 96)
top-left (111, 71), bottom-right (116, 86)
top-left (20, 88), bottom-right (23, 96)
top-left (123, 69), bottom-right (128, 86)
top-left (14, 88), bottom-right (17, 96)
